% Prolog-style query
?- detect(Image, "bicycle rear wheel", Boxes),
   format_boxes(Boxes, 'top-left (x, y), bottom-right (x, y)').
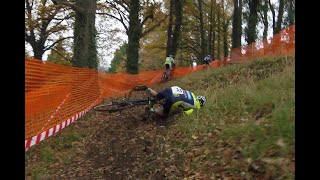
top-left (94, 102), bottom-right (135, 112)
top-left (94, 99), bottom-right (151, 112)
top-left (161, 72), bottom-right (167, 82)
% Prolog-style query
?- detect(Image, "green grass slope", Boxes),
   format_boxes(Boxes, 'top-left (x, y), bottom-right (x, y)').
top-left (154, 56), bottom-right (295, 179)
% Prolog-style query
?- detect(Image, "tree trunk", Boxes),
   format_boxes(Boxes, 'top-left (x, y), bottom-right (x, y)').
top-left (212, 0), bottom-right (217, 59)
top-left (31, 43), bottom-right (45, 60)
top-left (262, 0), bottom-right (268, 40)
top-left (73, 0), bottom-right (97, 69)
top-left (171, 0), bottom-right (183, 58)
top-left (239, 0), bottom-right (242, 45)
top-left (198, 0), bottom-right (206, 62)
top-left (232, 0), bottom-right (239, 49)
top-left (166, 0), bottom-right (174, 56)
top-left (268, 0), bottom-right (276, 34)
top-left (262, 0), bottom-right (269, 49)
top-left (208, 0), bottom-right (213, 56)
top-left (212, 23), bottom-right (216, 60)
top-left (223, 20), bottom-right (229, 58)
top-left (275, 0), bottom-right (284, 34)
top-left (126, 0), bottom-right (141, 74)
top-left (28, 30), bottom-right (47, 60)
top-left (246, 0), bottom-right (259, 44)
top-left (217, 4), bottom-right (221, 59)
top-left (288, 0), bottom-right (294, 25)
top-left (231, 0), bottom-right (242, 61)
top-left (222, 0), bottom-right (228, 58)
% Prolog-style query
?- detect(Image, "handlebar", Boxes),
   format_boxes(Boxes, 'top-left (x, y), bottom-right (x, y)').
top-left (126, 85), bottom-right (149, 99)
top-left (132, 85), bottom-right (148, 91)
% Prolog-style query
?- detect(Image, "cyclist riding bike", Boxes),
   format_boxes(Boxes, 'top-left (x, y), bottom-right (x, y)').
top-left (141, 85), bottom-right (206, 118)
top-left (204, 54), bottom-right (211, 67)
top-left (164, 55), bottom-right (175, 79)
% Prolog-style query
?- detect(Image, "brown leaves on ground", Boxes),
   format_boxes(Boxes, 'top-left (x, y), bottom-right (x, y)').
top-left (25, 97), bottom-right (294, 179)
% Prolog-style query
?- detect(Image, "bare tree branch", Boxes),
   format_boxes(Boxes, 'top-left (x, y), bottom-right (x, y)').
top-left (106, 0), bottom-right (129, 13)
top-left (258, 11), bottom-right (263, 22)
top-left (181, 38), bottom-right (200, 53)
top-left (141, 14), bottom-right (154, 26)
top-left (47, 26), bottom-right (68, 37)
top-left (41, 14), bottom-right (75, 21)
top-left (50, 48), bottom-right (72, 62)
top-left (39, 7), bottom-right (61, 40)
top-left (96, 12), bottom-right (121, 21)
top-left (44, 36), bottom-right (73, 51)
top-left (103, 1), bottom-right (130, 23)
top-left (51, 0), bottom-right (85, 12)
top-left (141, 15), bottom-right (168, 37)
top-left (96, 12), bottom-right (129, 34)
top-left (117, 8), bottom-right (129, 25)
top-left (25, 32), bottom-right (32, 43)
top-left (25, 0), bottom-right (36, 40)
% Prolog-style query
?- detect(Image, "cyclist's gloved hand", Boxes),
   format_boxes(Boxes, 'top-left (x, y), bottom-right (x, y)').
top-left (149, 107), bottom-right (155, 113)
top-left (133, 85), bottom-right (148, 91)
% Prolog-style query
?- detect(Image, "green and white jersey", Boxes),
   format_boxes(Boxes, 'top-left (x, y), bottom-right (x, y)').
top-left (165, 57), bottom-right (174, 65)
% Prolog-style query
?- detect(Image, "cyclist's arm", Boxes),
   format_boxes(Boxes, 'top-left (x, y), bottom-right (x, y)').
top-left (146, 88), bottom-right (158, 97)
top-left (146, 88), bottom-right (168, 100)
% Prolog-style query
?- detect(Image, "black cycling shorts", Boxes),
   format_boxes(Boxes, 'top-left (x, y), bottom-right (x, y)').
top-left (165, 64), bottom-right (170, 69)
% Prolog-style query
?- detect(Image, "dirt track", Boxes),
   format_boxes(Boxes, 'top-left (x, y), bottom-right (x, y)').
top-left (26, 93), bottom-right (182, 179)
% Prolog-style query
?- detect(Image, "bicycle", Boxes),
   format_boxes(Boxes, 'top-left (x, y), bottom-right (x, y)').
top-left (161, 64), bottom-right (175, 82)
top-left (94, 85), bottom-right (163, 120)
top-left (161, 69), bottom-right (170, 82)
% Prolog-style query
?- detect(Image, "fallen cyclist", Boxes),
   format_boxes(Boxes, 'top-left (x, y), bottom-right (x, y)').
top-left (135, 85), bottom-right (206, 118)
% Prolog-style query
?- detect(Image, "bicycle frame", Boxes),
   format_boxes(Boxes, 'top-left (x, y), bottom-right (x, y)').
top-left (94, 85), bottom-right (165, 121)
top-left (161, 67), bottom-right (175, 82)
top-left (94, 85), bottom-right (159, 113)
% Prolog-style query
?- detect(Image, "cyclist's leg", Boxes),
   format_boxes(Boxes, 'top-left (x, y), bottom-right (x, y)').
top-left (171, 63), bottom-right (175, 77)
top-left (179, 101), bottom-right (197, 109)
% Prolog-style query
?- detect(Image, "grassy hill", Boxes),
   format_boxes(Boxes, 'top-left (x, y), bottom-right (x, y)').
top-left (25, 55), bottom-right (295, 179)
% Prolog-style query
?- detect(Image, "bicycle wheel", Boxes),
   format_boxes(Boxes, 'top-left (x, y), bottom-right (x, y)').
top-left (94, 102), bottom-right (134, 112)
top-left (94, 99), bottom-right (151, 112)
top-left (161, 72), bottom-right (167, 82)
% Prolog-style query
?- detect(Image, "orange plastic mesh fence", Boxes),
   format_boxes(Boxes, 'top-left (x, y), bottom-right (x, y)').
top-left (230, 25), bottom-right (295, 62)
top-left (26, 60), bottom-right (101, 139)
top-left (25, 25), bottom-right (294, 150)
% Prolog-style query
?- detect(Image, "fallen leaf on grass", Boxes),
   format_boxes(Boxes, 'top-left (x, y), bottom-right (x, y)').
top-left (276, 138), bottom-right (286, 148)
top-left (192, 135), bottom-right (198, 140)
top-left (223, 148), bottom-right (233, 164)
